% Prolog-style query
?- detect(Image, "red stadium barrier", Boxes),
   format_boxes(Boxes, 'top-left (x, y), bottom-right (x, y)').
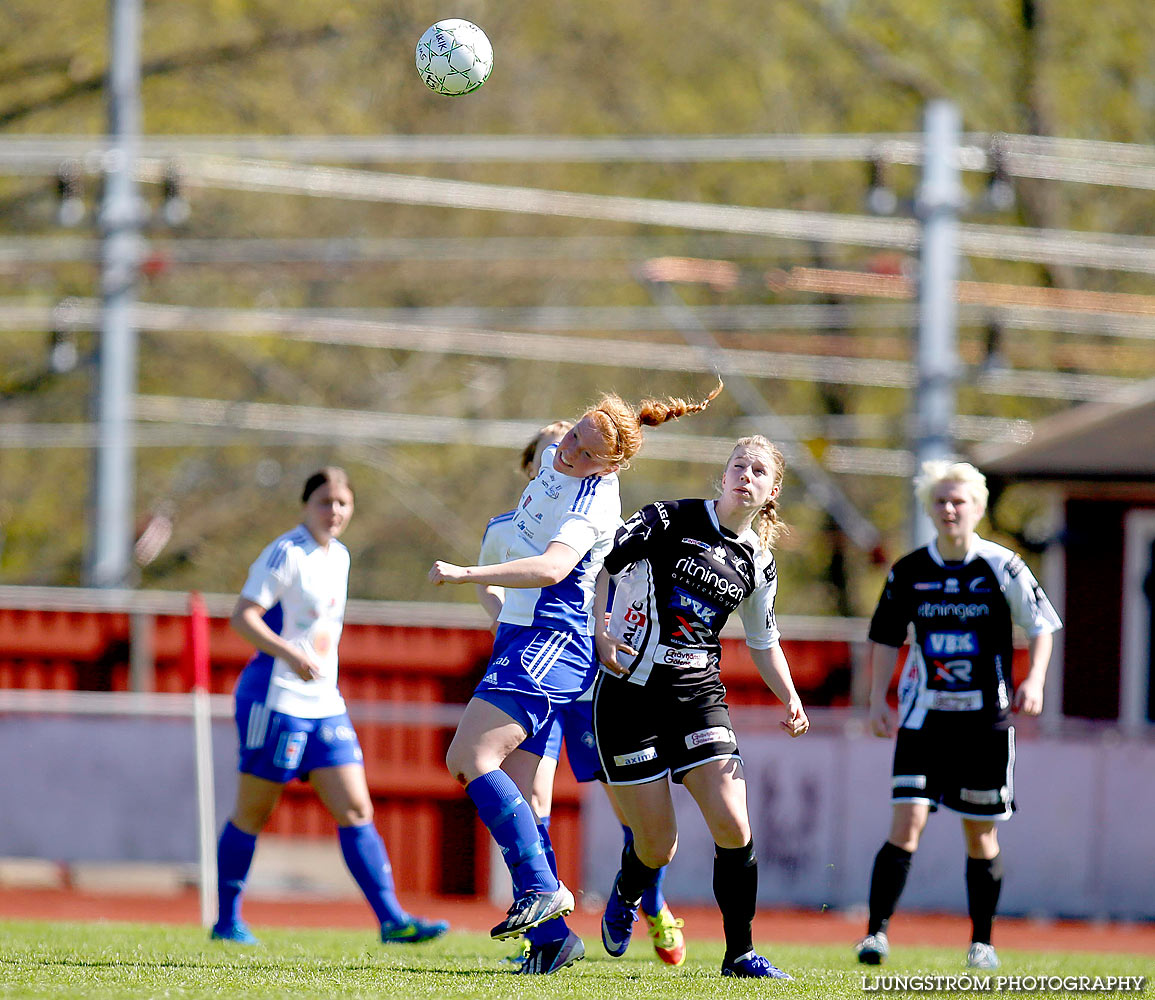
top-left (0, 602), bottom-right (902, 898)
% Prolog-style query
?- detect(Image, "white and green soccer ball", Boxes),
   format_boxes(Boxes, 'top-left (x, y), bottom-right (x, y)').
top-left (416, 19), bottom-right (493, 96)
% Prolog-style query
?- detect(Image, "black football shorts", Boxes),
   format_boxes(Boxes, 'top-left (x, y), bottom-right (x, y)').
top-left (891, 723), bottom-right (1016, 820)
top-left (592, 670), bottom-right (741, 785)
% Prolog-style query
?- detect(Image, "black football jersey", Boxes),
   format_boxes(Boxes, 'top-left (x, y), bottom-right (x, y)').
top-left (603, 499), bottom-right (779, 698)
top-left (869, 536), bottom-right (1062, 730)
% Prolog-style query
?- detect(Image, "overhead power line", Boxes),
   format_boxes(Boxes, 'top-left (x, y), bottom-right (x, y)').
top-left (647, 277), bottom-right (881, 551)
top-left (0, 397), bottom-right (915, 479)
top-left (2, 133), bottom-right (1154, 188)
top-left (6, 298), bottom-right (1138, 402)
top-left (132, 157), bottom-right (1155, 275)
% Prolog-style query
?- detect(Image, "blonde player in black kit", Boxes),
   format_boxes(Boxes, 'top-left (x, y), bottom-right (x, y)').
top-left (855, 461), bottom-right (1061, 971)
top-left (592, 435), bottom-right (809, 980)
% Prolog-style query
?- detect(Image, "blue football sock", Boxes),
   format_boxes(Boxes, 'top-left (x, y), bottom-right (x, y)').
top-left (526, 817), bottom-right (569, 944)
top-left (624, 824), bottom-right (667, 914)
top-left (467, 770), bottom-right (557, 895)
top-left (641, 862), bottom-right (668, 915)
top-left (338, 822), bottom-right (406, 925)
top-left (215, 821), bottom-right (256, 929)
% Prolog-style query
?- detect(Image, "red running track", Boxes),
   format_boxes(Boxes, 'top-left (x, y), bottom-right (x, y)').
top-left (2, 887), bottom-right (1153, 956)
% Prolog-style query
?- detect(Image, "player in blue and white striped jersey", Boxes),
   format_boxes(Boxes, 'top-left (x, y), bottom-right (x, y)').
top-left (430, 383), bottom-right (721, 946)
top-left (212, 467), bottom-right (446, 947)
top-left (478, 421), bottom-right (686, 974)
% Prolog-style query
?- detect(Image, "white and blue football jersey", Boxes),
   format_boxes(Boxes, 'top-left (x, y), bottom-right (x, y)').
top-left (496, 442), bottom-right (622, 636)
top-left (235, 525), bottom-right (349, 719)
top-left (478, 509), bottom-right (517, 567)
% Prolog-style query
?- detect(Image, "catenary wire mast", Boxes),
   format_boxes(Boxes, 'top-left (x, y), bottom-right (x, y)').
top-left (89, 0), bottom-right (142, 588)
top-left (912, 101), bottom-right (962, 548)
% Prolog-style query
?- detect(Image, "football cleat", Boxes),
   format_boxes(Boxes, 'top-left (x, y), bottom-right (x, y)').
top-left (501, 937), bottom-right (531, 967)
top-left (641, 903), bottom-right (686, 966)
top-left (210, 921), bottom-right (259, 945)
top-left (721, 951), bottom-right (793, 979)
top-left (855, 931), bottom-right (890, 965)
top-left (601, 873), bottom-right (640, 957)
top-left (966, 942), bottom-right (1000, 969)
top-left (380, 914), bottom-right (449, 943)
top-left (514, 929), bottom-right (586, 975)
top-left (490, 883), bottom-right (575, 940)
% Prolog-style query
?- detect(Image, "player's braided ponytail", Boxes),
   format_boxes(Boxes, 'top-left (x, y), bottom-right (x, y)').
top-left (586, 380), bottom-right (723, 470)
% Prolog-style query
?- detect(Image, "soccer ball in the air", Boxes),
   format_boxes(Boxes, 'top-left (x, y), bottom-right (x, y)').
top-left (416, 19), bottom-right (493, 96)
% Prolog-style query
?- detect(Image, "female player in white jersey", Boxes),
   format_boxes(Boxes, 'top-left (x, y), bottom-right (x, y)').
top-left (593, 435), bottom-right (809, 980)
top-left (212, 467), bottom-right (447, 946)
top-left (430, 383), bottom-right (720, 947)
top-left (477, 421), bottom-right (685, 974)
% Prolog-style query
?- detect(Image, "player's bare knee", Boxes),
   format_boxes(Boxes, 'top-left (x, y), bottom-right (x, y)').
top-left (634, 833), bottom-right (677, 868)
top-left (445, 748), bottom-right (471, 787)
top-left (343, 803), bottom-right (373, 826)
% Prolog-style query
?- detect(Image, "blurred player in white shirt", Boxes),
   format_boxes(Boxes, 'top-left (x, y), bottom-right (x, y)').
top-left (212, 467), bottom-right (447, 946)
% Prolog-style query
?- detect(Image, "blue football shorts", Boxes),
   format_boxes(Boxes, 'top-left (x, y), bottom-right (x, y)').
top-left (519, 695), bottom-right (603, 783)
top-left (473, 623), bottom-right (597, 741)
top-left (235, 698), bottom-right (364, 783)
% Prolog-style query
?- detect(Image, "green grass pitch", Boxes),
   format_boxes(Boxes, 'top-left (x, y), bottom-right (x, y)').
top-left (0, 921), bottom-right (1149, 999)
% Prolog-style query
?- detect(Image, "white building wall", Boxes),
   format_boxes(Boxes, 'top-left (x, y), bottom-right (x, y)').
top-left (583, 730), bottom-right (1155, 920)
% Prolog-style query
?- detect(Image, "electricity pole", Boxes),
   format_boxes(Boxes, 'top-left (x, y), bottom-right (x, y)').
top-left (911, 100), bottom-right (961, 548)
top-left (88, 0), bottom-right (142, 588)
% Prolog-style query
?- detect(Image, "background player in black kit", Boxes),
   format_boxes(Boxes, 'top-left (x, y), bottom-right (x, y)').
top-left (855, 461), bottom-right (1062, 971)
top-left (592, 435), bottom-right (809, 980)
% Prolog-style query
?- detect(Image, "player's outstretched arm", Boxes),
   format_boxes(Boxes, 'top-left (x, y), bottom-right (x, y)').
top-left (429, 541), bottom-right (581, 588)
top-left (749, 644), bottom-right (809, 737)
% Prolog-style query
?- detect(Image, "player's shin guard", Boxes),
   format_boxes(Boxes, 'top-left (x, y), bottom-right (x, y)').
top-left (215, 821), bottom-right (257, 928)
top-left (338, 822), bottom-right (406, 925)
top-left (526, 818), bottom-right (570, 945)
top-left (966, 853), bottom-right (1003, 945)
top-left (467, 770), bottom-right (557, 894)
top-left (868, 841), bottom-right (914, 935)
top-left (713, 840), bottom-right (758, 964)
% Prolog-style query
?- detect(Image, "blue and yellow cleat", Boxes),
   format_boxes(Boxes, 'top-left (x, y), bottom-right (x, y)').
top-left (380, 915), bottom-right (450, 944)
top-left (210, 921), bottom-right (260, 945)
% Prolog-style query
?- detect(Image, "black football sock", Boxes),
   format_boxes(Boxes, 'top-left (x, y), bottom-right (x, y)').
top-left (966, 853), bottom-right (1003, 945)
top-left (867, 841), bottom-right (914, 936)
top-left (713, 841), bottom-right (758, 963)
top-left (616, 841), bottom-right (660, 906)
